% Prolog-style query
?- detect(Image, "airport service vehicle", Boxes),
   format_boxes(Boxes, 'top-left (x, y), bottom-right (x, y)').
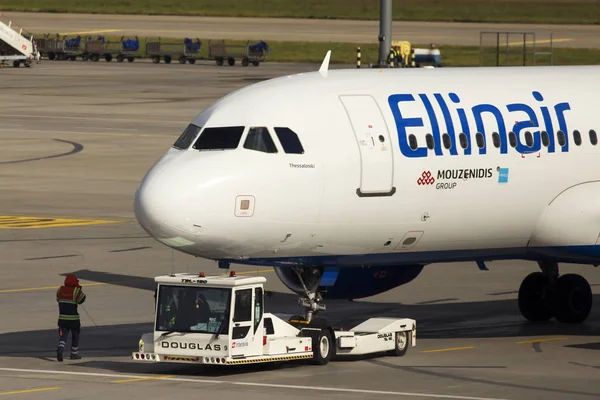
top-left (134, 51), bottom-right (599, 328)
top-left (132, 272), bottom-right (416, 366)
top-left (0, 14), bottom-right (38, 67)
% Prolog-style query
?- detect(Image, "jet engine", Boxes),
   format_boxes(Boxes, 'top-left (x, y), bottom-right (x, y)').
top-left (273, 265), bottom-right (424, 300)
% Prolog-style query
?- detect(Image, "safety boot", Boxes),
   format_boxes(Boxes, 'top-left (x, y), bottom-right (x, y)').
top-left (70, 354), bottom-right (81, 360)
top-left (57, 349), bottom-right (63, 362)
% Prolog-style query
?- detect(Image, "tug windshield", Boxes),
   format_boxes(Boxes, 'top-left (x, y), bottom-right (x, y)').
top-left (156, 285), bottom-right (231, 334)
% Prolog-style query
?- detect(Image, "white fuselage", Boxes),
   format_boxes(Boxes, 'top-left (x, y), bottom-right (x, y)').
top-left (134, 66), bottom-right (600, 268)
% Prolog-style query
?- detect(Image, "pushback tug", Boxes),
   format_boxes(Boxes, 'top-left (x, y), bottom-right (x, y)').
top-left (132, 271), bottom-right (417, 366)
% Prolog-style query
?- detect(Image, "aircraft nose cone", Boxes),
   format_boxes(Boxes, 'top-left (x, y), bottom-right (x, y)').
top-left (134, 173), bottom-right (167, 238)
top-left (134, 165), bottom-right (185, 239)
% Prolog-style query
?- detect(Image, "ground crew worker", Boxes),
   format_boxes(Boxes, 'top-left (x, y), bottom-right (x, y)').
top-left (387, 46), bottom-right (396, 67)
top-left (56, 274), bottom-right (86, 361)
top-left (387, 45), bottom-right (400, 67)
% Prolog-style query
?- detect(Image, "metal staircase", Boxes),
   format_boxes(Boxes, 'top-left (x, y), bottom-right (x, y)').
top-left (0, 12), bottom-right (39, 67)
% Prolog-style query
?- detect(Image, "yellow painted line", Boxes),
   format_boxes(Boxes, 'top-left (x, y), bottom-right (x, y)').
top-left (0, 216), bottom-right (121, 229)
top-left (507, 38), bottom-right (574, 46)
top-left (421, 346), bottom-right (475, 353)
top-left (516, 337), bottom-right (568, 344)
top-left (112, 375), bottom-right (172, 384)
top-left (0, 272), bottom-right (272, 294)
top-left (0, 387), bottom-right (60, 395)
top-left (58, 29), bottom-right (122, 35)
top-left (223, 269), bottom-right (272, 276)
top-left (0, 282), bottom-right (106, 294)
top-left (0, 139), bottom-right (46, 144)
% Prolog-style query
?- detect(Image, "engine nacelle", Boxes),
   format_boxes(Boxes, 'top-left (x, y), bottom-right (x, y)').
top-left (273, 265), bottom-right (424, 300)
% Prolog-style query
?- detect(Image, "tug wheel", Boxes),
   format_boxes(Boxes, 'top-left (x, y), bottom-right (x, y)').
top-left (311, 329), bottom-right (333, 365)
top-left (393, 331), bottom-right (409, 356)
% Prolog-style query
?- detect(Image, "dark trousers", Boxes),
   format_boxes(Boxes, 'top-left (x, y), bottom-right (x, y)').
top-left (57, 323), bottom-right (80, 355)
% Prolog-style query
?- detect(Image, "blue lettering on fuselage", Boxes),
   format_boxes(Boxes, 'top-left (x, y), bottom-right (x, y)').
top-left (387, 91), bottom-right (571, 158)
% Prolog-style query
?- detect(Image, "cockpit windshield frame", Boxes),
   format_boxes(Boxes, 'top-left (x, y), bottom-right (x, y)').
top-left (172, 124), bottom-right (202, 150)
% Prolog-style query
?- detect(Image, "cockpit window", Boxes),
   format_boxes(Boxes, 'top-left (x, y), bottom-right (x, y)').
top-left (274, 127), bottom-right (305, 154)
top-left (192, 126), bottom-right (244, 151)
top-left (173, 124), bottom-right (201, 150)
top-left (243, 127), bottom-right (278, 153)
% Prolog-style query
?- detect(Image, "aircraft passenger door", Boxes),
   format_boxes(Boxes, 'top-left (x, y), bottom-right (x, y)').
top-left (340, 95), bottom-right (395, 197)
top-left (230, 287), bottom-right (262, 357)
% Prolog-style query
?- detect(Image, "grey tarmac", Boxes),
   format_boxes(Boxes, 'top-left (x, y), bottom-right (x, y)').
top-left (0, 61), bottom-right (599, 400)
top-left (3, 11), bottom-right (600, 48)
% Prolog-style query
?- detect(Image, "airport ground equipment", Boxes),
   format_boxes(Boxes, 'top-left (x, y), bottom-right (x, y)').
top-left (412, 46), bottom-right (441, 67)
top-left (81, 36), bottom-right (113, 62)
top-left (97, 36), bottom-right (140, 63)
top-left (0, 13), bottom-right (38, 67)
top-left (146, 37), bottom-right (201, 64)
top-left (208, 39), bottom-right (269, 66)
top-left (390, 40), bottom-right (441, 68)
top-left (36, 34), bottom-right (110, 61)
top-left (35, 34), bottom-right (84, 61)
top-left (132, 272), bottom-right (416, 366)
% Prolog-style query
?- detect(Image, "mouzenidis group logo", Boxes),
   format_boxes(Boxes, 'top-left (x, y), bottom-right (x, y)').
top-left (417, 171), bottom-right (435, 185)
top-left (417, 168), bottom-right (494, 190)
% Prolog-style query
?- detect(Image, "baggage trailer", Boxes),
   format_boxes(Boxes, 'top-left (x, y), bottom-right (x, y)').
top-left (208, 39), bottom-right (268, 67)
top-left (101, 36), bottom-right (140, 62)
top-left (33, 34), bottom-right (53, 59)
top-left (82, 36), bottom-right (113, 62)
top-left (42, 35), bottom-right (84, 61)
top-left (146, 37), bottom-right (201, 64)
top-left (132, 272), bottom-right (416, 366)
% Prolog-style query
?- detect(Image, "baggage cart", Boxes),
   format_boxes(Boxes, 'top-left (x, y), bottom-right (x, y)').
top-left (101, 36), bottom-right (140, 62)
top-left (46, 35), bottom-right (83, 61)
top-left (208, 39), bottom-right (268, 67)
top-left (146, 37), bottom-right (201, 64)
top-left (82, 36), bottom-right (113, 62)
top-left (33, 34), bottom-right (53, 58)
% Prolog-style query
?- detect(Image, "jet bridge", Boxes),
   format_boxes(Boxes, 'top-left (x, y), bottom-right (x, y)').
top-left (0, 13), bottom-right (38, 67)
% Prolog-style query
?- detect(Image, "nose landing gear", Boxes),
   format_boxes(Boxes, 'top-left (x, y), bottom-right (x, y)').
top-left (293, 267), bottom-right (326, 323)
top-left (518, 261), bottom-right (592, 324)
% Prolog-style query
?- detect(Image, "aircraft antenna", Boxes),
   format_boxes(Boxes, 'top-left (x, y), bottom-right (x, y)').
top-left (319, 50), bottom-right (331, 77)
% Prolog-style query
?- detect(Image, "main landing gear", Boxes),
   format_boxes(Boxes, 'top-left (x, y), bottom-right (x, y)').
top-left (518, 261), bottom-right (593, 323)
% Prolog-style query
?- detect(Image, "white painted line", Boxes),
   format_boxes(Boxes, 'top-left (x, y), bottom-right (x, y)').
top-left (0, 367), bottom-right (509, 400)
top-left (58, 29), bottom-right (122, 35)
top-left (74, 127), bottom-right (140, 131)
top-left (0, 128), bottom-right (172, 138)
top-left (0, 113), bottom-right (181, 125)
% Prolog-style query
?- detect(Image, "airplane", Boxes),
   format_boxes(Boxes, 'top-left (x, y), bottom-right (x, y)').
top-left (134, 52), bottom-right (598, 325)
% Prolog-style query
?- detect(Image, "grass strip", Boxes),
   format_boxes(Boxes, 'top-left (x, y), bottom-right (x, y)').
top-left (7, 0), bottom-right (600, 25)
